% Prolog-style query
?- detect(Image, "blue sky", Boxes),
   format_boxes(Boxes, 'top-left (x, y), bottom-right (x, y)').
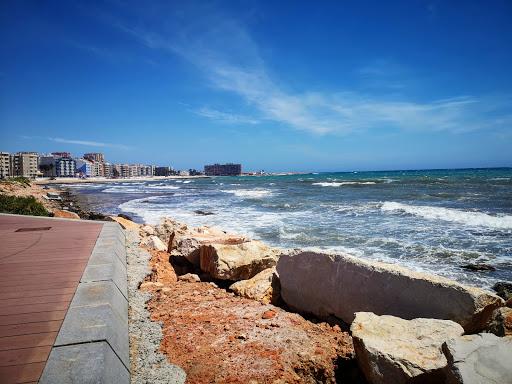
top-left (1, 0), bottom-right (511, 172)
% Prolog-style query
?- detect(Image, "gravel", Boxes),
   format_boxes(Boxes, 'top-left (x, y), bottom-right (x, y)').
top-left (126, 229), bottom-right (186, 384)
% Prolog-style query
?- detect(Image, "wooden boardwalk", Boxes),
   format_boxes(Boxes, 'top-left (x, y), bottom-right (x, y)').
top-left (0, 215), bottom-right (102, 384)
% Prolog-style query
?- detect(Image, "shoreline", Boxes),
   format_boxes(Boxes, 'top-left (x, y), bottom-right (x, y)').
top-left (35, 175), bottom-right (210, 185)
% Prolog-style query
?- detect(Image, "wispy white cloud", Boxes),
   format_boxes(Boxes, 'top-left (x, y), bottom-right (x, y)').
top-left (193, 107), bottom-right (260, 125)
top-left (50, 137), bottom-right (132, 150)
top-left (104, 4), bottom-right (511, 136)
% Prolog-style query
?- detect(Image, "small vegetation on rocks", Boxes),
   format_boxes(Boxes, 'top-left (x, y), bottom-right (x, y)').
top-left (1, 177), bottom-right (32, 187)
top-left (0, 194), bottom-right (49, 216)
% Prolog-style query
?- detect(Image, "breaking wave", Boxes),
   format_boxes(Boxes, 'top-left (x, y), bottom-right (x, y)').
top-left (313, 181), bottom-right (377, 187)
top-left (221, 189), bottom-right (274, 198)
top-left (381, 202), bottom-right (512, 229)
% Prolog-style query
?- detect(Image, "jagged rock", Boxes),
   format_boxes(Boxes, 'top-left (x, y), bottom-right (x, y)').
top-left (117, 213), bottom-right (133, 221)
top-left (200, 241), bottom-right (281, 280)
top-left (53, 209), bottom-right (80, 219)
top-left (485, 307), bottom-right (512, 337)
top-left (277, 251), bottom-right (503, 332)
top-left (229, 267), bottom-right (280, 304)
top-left (460, 263), bottom-right (496, 272)
top-left (194, 210), bottom-right (214, 215)
top-left (492, 281), bottom-right (512, 301)
top-left (154, 217), bottom-right (188, 243)
top-left (175, 228), bottom-right (247, 267)
top-left (140, 224), bottom-right (155, 236)
top-left (442, 333), bottom-right (512, 384)
top-left (111, 216), bottom-right (139, 230)
top-left (178, 273), bottom-right (201, 283)
top-left (141, 235), bottom-right (167, 252)
top-left (351, 312), bottom-right (464, 384)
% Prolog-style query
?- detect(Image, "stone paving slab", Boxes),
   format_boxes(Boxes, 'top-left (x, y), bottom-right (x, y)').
top-left (70, 281), bottom-right (128, 323)
top-left (39, 341), bottom-right (129, 384)
top-left (81, 255), bottom-right (128, 299)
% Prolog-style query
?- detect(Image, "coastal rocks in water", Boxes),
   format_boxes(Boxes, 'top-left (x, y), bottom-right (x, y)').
top-left (200, 241), bottom-right (281, 281)
top-left (229, 267), bottom-right (280, 304)
top-left (442, 333), bottom-right (512, 384)
top-left (277, 251), bottom-right (504, 333)
top-left (460, 263), bottom-right (496, 272)
top-left (351, 312), bottom-right (464, 384)
top-left (53, 209), bottom-right (80, 219)
top-left (178, 273), bottom-right (201, 283)
top-left (141, 235), bottom-right (167, 252)
top-left (492, 281), bottom-right (512, 301)
top-left (117, 213), bottom-right (134, 221)
top-left (485, 307), bottom-right (512, 337)
top-left (111, 215), bottom-right (139, 230)
top-left (194, 210), bottom-right (214, 216)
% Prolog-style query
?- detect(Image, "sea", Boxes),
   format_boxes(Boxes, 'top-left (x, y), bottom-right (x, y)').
top-left (65, 168), bottom-right (512, 289)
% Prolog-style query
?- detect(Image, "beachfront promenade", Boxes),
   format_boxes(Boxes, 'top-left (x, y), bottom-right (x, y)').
top-left (0, 214), bottom-right (129, 383)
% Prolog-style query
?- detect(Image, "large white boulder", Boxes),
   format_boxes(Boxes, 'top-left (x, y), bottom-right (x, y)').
top-left (140, 235), bottom-right (167, 252)
top-left (229, 267), bottom-right (280, 304)
top-left (277, 251), bottom-right (503, 332)
top-left (351, 312), bottom-right (464, 384)
top-left (200, 241), bottom-right (281, 280)
top-left (442, 333), bottom-right (512, 384)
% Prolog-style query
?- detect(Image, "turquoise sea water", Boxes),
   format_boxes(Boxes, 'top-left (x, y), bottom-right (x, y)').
top-left (67, 168), bottom-right (512, 288)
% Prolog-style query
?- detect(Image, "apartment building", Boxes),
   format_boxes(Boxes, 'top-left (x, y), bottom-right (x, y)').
top-left (55, 157), bottom-right (76, 177)
top-left (11, 152), bottom-right (39, 178)
top-left (75, 159), bottom-right (93, 177)
top-left (0, 152), bottom-right (10, 178)
top-left (204, 163), bottom-right (242, 176)
top-left (103, 163), bottom-right (113, 178)
top-left (155, 166), bottom-right (175, 176)
top-left (84, 153), bottom-right (105, 163)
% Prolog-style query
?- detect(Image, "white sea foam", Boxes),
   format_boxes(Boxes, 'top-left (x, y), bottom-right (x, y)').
top-left (313, 181), bottom-right (377, 187)
top-left (146, 185), bottom-right (180, 190)
top-left (183, 180), bottom-right (192, 184)
top-left (381, 202), bottom-right (512, 229)
top-left (221, 189), bottom-right (274, 198)
top-left (102, 187), bottom-right (147, 194)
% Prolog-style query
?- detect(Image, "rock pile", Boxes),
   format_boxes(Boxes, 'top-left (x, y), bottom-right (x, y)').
top-left (136, 216), bottom-right (512, 384)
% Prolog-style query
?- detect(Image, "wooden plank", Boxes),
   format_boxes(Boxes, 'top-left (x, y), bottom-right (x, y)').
top-left (0, 311), bottom-right (67, 326)
top-left (0, 332), bottom-right (58, 351)
top-left (0, 320), bottom-right (62, 338)
top-left (0, 302), bottom-right (70, 316)
top-left (0, 362), bottom-right (46, 383)
top-left (0, 294), bottom-right (74, 307)
top-left (0, 287), bottom-right (77, 300)
top-left (0, 282), bottom-right (78, 294)
top-left (0, 346), bottom-right (51, 367)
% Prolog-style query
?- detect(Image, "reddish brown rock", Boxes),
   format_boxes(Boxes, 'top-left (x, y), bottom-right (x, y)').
top-left (143, 248), bottom-right (354, 383)
top-left (262, 310), bottom-right (276, 319)
top-left (53, 209), bottom-right (80, 219)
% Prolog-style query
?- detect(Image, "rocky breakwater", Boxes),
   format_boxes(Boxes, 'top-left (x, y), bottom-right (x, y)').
top-left (277, 251), bottom-right (503, 333)
top-left (136, 217), bottom-right (357, 383)
top-left (278, 251), bottom-right (511, 384)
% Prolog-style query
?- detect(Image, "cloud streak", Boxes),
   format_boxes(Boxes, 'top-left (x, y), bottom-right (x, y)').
top-left (50, 137), bottom-right (132, 149)
top-left (106, 4), bottom-right (511, 136)
top-left (193, 107), bottom-right (260, 125)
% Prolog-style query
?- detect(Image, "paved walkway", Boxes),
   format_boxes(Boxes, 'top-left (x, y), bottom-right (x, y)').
top-left (0, 215), bottom-right (103, 383)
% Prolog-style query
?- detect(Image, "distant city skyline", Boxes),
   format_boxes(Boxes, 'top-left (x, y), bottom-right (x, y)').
top-left (1, 1), bottom-right (511, 172)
